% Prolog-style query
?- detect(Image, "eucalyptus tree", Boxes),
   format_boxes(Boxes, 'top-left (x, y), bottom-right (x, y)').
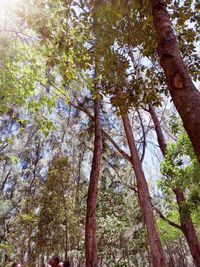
top-left (148, 104), bottom-right (200, 266)
top-left (69, 95), bottom-right (153, 266)
top-left (84, 72), bottom-right (103, 267)
top-left (1, 0), bottom-right (199, 266)
top-left (150, 0), bottom-right (200, 162)
top-left (83, 1), bottom-right (169, 264)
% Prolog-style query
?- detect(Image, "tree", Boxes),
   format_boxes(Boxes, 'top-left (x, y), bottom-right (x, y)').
top-left (149, 104), bottom-right (200, 266)
top-left (85, 77), bottom-right (103, 267)
top-left (151, 0), bottom-right (200, 163)
top-left (121, 113), bottom-right (168, 267)
top-left (0, 0), bottom-right (200, 266)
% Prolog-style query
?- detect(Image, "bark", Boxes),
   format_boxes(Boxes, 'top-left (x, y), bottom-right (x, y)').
top-left (174, 188), bottom-right (200, 267)
top-left (85, 93), bottom-right (102, 267)
top-left (121, 113), bottom-right (168, 267)
top-left (151, 0), bottom-right (200, 163)
top-left (166, 242), bottom-right (175, 267)
top-left (149, 104), bottom-right (167, 155)
top-left (65, 222), bottom-right (68, 261)
top-left (149, 104), bottom-right (200, 267)
top-left (40, 256), bottom-right (45, 267)
top-left (27, 237), bottom-right (33, 266)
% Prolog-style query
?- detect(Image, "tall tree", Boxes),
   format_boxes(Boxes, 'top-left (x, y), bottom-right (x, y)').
top-left (149, 104), bottom-right (200, 267)
top-left (85, 79), bottom-right (103, 267)
top-left (121, 113), bottom-right (168, 267)
top-left (151, 0), bottom-right (200, 163)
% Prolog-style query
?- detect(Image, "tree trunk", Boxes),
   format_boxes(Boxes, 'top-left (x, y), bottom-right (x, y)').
top-left (121, 113), bottom-right (168, 267)
top-left (27, 236), bottom-right (33, 267)
top-left (65, 221), bottom-right (68, 261)
top-left (166, 242), bottom-right (175, 267)
top-left (40, 256), bottom-right (45, 267)
top-left (148, 105), bottom-right (167, 155)
top-left (151, 0), bottom-right (200, 163)
top-left (174, 188), bottom-right (200, 267)
top-left (85, 92), bottom-right (102, 267)
top-left (149, 104), bottom-right (200, 267)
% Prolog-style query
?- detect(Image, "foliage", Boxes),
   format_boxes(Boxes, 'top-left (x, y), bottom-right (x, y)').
top-left (0, 0), bottom-right (199, 265)
top-left (159, 129), bottom-right (200, 226)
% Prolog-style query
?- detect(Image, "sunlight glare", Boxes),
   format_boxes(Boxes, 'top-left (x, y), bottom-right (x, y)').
top-left (0, 0), bottom-right (23, 27)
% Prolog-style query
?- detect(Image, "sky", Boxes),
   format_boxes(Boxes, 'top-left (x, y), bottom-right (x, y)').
top-left (0, 0), bottom-right (22, 29)
top-left (0, 0), bottom-right (199, 189)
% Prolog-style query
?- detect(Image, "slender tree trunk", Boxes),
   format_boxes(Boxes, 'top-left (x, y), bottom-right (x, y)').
top-left (151, 0), bottom-right (200, 163)
top-left (85, 91), bottom-right (102, 267)
top-left (40, 256), bottom-right (45, 267)
top-left (27, 236), bottom-right (32, 266)
top-left (121, 113), bottom-right (168, 267)
top-left (149, 104), bottom-right (200, 267)
top-left (174, 188), bottom-right (200, 267)
top-left (148, 105), bottom-right (167, 155)
top-left (65, 222), bottom-right (68, 261)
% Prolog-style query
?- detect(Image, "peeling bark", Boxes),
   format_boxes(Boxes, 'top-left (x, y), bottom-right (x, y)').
top-left (85, 91), bottom-right (102, 267)
top-left (121, 113), bottom-right (168, 267)
top-left (151, 0), bottom-right (200, 163)
top-left (149, 104), bottom-right (200, 267)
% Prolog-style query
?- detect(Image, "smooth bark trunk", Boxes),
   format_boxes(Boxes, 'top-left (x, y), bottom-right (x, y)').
top-left (85, 93), bottom-right (102, 267)
top-left (151, 0), bottom-right (200, 163)
top-left (149, 104), bottom-right (200, 267)
top-left (121, 113), bottom-right (168, 267)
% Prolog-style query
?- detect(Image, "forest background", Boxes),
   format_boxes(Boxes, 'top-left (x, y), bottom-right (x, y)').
top-left (0, 0), bottom-right (200, 266)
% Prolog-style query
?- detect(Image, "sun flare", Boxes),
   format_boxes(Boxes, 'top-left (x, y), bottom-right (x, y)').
top-left (0, 0), bottom-right (23, 27)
